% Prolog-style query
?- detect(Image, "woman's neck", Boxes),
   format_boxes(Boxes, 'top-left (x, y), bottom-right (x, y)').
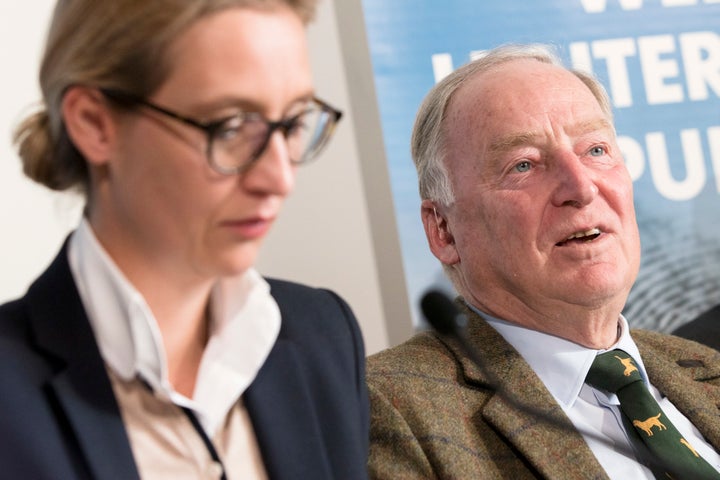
top-left (145, 282), bottom-right (214, 398)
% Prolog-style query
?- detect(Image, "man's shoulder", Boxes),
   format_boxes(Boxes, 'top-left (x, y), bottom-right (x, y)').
top-left (632, 328), bottom-right (720, 376)
top-left (366, 331), bottom-right (460, 385)
top-left (632, 328), bottom-right (720, 355)
top-left (368, 330), bottom-right (444, 363)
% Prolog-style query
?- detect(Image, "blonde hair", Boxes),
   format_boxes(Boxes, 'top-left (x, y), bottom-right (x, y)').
top-left (412, 43), bottom-right (613, 206)
top-left (14, 0), bottom-right (318, 194)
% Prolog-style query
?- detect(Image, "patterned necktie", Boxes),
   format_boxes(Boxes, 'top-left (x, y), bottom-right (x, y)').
top-left (585, 349), bottom-right (720, 479)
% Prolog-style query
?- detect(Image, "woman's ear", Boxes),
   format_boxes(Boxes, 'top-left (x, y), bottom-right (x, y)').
top-left (61, 86), bottom-right (117, 166)
top-left (421, 199), bottom-right (460, 266)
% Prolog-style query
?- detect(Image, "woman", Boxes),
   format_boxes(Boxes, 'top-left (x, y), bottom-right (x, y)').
top-left (0, 1), bottom-right (368, 479)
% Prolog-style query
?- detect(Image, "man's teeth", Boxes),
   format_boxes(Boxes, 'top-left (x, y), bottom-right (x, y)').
top-left (565, 228), bottom-right (601, 241)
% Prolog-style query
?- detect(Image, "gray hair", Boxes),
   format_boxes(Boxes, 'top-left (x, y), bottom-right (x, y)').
top-left (411, 43), bottom-right (613, 206)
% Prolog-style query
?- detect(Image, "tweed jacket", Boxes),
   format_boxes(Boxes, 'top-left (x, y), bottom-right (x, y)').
top-left (367, 302), bottom-right (720, 479)
top-left (0, 241), bottom-right (369, 480)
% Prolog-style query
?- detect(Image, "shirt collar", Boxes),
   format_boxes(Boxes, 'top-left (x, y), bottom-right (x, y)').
top-left (474, 306), bottom-right (649, 409)
top-left (68, 218), bottom-right (280, 434)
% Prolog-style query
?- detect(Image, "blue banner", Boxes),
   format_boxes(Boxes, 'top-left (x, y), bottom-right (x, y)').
top-left (361, 0), bottom-right (720, 330)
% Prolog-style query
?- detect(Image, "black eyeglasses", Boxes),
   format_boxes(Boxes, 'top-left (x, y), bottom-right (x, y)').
top-left (100, 88), bottom-right (342, 175)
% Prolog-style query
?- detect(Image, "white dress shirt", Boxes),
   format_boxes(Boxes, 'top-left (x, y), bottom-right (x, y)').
top-left (480, 311), bottom-right (720, 479)
top-left (67, 218), bottom-right (280, 437)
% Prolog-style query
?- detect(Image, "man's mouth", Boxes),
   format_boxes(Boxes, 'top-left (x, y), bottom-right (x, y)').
top-left (556, 228), bottom-right (602, 246)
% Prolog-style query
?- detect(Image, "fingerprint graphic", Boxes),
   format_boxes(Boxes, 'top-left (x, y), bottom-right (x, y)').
top-left (623, 214), bottom-right (720, 332)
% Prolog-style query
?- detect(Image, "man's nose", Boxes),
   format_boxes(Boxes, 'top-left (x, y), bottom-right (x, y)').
top-left (550, 151), bottom-right (599, 208)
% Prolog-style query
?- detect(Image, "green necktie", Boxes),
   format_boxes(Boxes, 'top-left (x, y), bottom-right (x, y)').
top-left (585, 349), bottom-right (720, 480)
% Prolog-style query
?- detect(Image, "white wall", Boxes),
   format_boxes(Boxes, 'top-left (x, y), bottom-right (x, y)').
top-left (257, 0), bottom-right (416, 354)
top-left (0, 1), bottom-right (85, 303)
top-left (0, 1), bottom-right (413, 355)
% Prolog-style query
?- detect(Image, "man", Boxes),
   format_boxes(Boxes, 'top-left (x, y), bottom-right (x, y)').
top-left (367, 44), bottom-right (720, 479)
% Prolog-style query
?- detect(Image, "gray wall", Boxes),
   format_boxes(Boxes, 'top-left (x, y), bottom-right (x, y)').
top-left (0, 1), bottom-right (415, 355)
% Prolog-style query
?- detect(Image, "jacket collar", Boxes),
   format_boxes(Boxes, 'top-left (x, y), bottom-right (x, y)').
top-left (635, 330), bottom-right (720, 451)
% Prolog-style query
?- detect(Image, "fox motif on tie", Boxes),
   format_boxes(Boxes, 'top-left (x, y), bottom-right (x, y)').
top-left (585, 349), bottom-right (720, 479)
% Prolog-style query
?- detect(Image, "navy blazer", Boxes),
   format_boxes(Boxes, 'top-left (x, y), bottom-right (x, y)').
top-left (0, 242), bottom-right (369, 479)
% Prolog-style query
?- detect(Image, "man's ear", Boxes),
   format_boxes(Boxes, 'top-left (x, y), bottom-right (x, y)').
top-left (421, 199), bottom-right (460, 266)
top-left (61, 86), bottom-right (117, 167)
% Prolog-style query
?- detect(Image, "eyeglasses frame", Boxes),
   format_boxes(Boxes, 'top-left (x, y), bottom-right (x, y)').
top-left (99, 88), bottom-right (342, 175)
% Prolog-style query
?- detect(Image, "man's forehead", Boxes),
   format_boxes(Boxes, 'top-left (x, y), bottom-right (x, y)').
top-left (445, 61), bottom-right (608, 140)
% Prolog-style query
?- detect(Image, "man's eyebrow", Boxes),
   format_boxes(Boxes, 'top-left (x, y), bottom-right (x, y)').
top-left (568, 118), bottom-right (615, 136)
top-left (488, 131), bottom-right (541, 154)
top-left (488, 118), bottom-right (614, 154)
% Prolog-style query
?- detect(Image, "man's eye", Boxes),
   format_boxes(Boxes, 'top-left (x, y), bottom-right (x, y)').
top-left (589, 145), bottom-right (606, 156)
top-left (514, 160), bottom-right (532, 173)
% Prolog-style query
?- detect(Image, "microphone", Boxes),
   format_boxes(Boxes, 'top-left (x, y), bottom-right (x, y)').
top-left (420, 290), bottom-right (466, 336)
top-left (420, 291), bottom-right (488, 373)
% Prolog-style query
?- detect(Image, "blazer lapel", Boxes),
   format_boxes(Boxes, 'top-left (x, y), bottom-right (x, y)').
top-left (639, 339), bottom-right (720, 450)
top-left (26, 242), bottom-right (140, 480)
top-left (452, 304), bottom-right (609, 480)
top-left (245, 337), bottom-right (333, 480)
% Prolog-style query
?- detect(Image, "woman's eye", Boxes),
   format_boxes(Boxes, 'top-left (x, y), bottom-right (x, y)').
top-left (214, 117), bottom-right (245, 141)
top-left (216, 126), bottom-right (240, 141)
top-left (286, 117), bottom-right (306, 138)
top-left (514, 160), bottom-right (532, 173)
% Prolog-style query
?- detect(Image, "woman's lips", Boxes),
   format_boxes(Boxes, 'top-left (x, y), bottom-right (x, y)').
top-left (220, 216), bottom-right (274, 239)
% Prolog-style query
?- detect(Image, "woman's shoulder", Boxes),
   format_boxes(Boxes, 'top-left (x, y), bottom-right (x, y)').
top-left (266, 277), bottom-right (352, 316)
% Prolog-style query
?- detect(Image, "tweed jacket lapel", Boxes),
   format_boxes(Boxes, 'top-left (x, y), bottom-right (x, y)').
top-left (450, 303), bottom-right (609, 480)
top-left (635, 330), bottom-right (720, 451)
top-left (26, 242), bottom-right (140, 480)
